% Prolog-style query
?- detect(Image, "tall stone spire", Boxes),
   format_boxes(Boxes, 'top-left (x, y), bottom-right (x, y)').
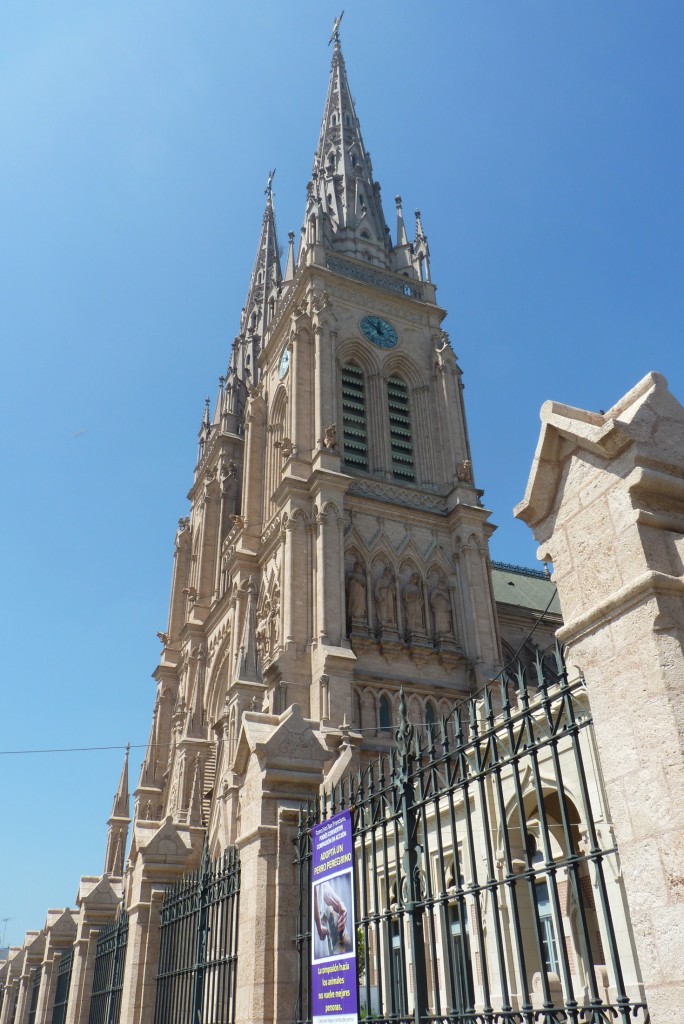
top-left (103, 744), bottom-right (131, 877)
top-left (304, 30), bottom-right (391, 266)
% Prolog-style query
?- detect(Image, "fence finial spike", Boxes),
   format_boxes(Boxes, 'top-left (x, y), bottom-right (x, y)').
top-left (395, 687), bottom-right (414, 756)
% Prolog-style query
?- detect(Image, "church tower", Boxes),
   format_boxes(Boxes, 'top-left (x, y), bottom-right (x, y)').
top-left (132, 25), bottom-right (501, 853)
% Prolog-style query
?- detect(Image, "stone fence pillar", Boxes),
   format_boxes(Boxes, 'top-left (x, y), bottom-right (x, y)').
top-left (0, 972), bottom-right (18, 1024)
top-left (65, 875), bottom-right (122, 1024)
top-left (34, 951), bottom-right (60, 1024)
top-left (35, 908), bottom-right (78, 1024)
top-left (118, 817), bottom-right (198, 1024)
top-left (232, 703), bottom-right (329, 1024)
top-left (515, 372), bottom-right (684, 1022)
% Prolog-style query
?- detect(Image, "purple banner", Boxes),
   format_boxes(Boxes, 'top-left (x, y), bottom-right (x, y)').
top-left (311, 809), bottom-right (358, 1024)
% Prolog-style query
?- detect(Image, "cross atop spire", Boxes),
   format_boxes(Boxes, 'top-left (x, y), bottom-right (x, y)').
top-left (303, 27), bottom-right (391, 267)
top-left (328, 11), bottom-right (344, 46)
top-left (265, 167), bottom-right (276, 199)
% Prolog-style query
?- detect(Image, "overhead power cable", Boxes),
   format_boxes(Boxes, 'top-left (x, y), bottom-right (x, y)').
top-left (0, 741), bottom-right (169, 756)
top-left (1, 585), bottom-right (559, 755)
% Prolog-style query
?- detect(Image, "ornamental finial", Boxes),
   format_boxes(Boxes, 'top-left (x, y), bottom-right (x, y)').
top-left (265, 168), bottom-right (276, 198)
top-left (395, 687), bottom-right (414, 757)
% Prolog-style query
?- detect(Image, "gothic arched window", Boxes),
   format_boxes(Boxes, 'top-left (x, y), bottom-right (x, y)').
top-left (425, 701), bottom-right (436, 732)
top-left (387, 376), bottom-right (415, 481)
top-left (341, 362), bottom-right (368, 470)
top-left (527, 832), bottom-right (560, 976)
top-left (448, 881), bottom-right (475, 1012)
top-left (352, 689), bottom-right (362, 729)
top-left (378, 695), bottom-right (392, 733)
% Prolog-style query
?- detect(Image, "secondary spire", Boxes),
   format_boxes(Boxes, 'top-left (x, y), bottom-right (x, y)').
top-left (239, 171), bottom-right (282, 342)
top-left (111, 742), bottom-right (130, 819)
top-left (216, 171), bottom-right (283, 436)
top-left (103, 743), bottom-right (131, 876)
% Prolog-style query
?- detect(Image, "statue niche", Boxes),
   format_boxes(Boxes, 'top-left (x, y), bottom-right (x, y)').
top-left (427, 573), bottom-right (462, 661)
top-left (429, 581), bottom-right (452, 637)
top-left (374, 565), bottom-right (397, 633)
top-left (345, 560), bottom-right (367, 633)
top-left (256, 579), bottom-right (281, 665)
top-left (402, 571), bottom-right (425, 638)
top-left (220, 460), bottom-right (241, 541)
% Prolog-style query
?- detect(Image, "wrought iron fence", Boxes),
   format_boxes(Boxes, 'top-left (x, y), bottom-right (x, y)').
top-left (26, 965), bottom-right (42, 1024)
top-left (87, 910), bottom-right (128, 1024)
top-left (51, 948), bottom-right (74, 1024)
top-left (153, 845), bottom-right (240, 1024)
top-left (295, 655), bottom-right (650, 1024)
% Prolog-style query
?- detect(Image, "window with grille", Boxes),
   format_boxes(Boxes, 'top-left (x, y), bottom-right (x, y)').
top-left (341, 363), bottom-right (368, 470)
top-left (387, 376), bottom-right (414, 480)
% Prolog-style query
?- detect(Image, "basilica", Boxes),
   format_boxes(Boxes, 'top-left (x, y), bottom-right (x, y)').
top-left (13, 25), bottom-right (670, 1024)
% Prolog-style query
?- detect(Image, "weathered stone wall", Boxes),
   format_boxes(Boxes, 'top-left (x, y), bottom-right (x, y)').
top-left (516, 372), bottom-right (684, 1023)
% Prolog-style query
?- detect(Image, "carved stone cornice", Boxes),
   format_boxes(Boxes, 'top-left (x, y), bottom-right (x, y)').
top-left (325, 253), bottom-right (428, 302)
top-left (348, 478), bottom-right (447, 513)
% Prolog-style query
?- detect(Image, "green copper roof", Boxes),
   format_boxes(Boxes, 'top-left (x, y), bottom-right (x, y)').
top-left (491, 562), bottom-right (561, 615)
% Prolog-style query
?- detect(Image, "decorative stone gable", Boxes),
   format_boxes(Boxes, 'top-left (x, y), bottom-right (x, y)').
top-left (76, 875), bottom-right (122, 910)
top-left (234, 703), bottom-right (329, 777)
top-left (136, 816), bottom-right (193, 868)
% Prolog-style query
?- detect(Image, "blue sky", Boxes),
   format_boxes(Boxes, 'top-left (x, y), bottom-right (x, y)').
top-left (1, 1), bottom-right (682, 945)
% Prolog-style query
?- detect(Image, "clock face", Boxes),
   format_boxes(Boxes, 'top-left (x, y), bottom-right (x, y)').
top-left (278, 346), bottom-right (290, 379)
top-left (360, 315), bottom-right (398, 349)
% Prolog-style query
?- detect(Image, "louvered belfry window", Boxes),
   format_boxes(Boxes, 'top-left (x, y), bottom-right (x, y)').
top-left (342, 363), bottom-right (369, 469)
top-left (387, 376), bottom-right (414, 480)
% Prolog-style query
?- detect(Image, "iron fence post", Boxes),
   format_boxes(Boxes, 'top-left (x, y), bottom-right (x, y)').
top-left (192, 845), bottom-right (210, 1024)
top-left (394, 689), bottom-right (429, 1024)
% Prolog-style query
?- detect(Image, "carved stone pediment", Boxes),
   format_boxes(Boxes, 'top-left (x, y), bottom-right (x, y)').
top-left (21, 930), bottom-right (46, 957)
top-left (234, 703), bottom-right (328, 776)
top-left (139, 816), bottom-right (192, 866)
top-left (76, 874), bottom-right (122, 910)
top-left (44, 908), bottom-right (77, 939)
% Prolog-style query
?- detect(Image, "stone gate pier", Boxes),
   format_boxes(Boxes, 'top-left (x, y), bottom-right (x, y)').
top-left (516, 371), bottom-right (684, 1023)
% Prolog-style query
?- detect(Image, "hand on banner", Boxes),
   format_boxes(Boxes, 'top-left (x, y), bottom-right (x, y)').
top-left (323, 888), bottom-right (348, 938)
